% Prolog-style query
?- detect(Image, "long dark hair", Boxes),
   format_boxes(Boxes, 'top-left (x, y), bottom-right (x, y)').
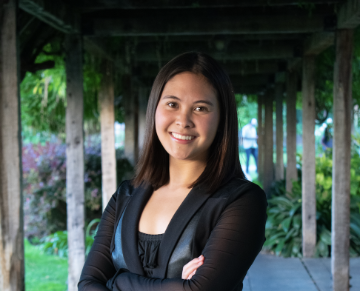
top-left (133, 52), bottom-right (245, 192)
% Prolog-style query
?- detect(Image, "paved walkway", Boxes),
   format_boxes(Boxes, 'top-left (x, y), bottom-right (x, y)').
top-left (243, 254), bottom-right (360, 291)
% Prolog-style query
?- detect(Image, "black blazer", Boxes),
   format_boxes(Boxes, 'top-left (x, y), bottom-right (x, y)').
top-left (78, 177), bottom-right (267, 291)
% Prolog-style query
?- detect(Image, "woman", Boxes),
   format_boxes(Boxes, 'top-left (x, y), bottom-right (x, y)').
top-left (78, 52), bottom-right (267, 291)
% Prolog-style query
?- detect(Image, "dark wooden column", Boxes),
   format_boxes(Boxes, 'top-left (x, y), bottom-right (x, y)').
top-left (257, 95), bottom-right (264, 183)
top-left (302, 56), bottom-right (316, 257)
top-left (331, 29), bottom-right (353, 291)
top-left (123, 73), bottom-right (139, 165)
top-left (0, 1), bottom-right (24, 290)
top-left (275, 82), bottom-right (284, 181)
top-left (286, 70), bottom-right (298, 193)
top-left (263, 90), bottom-right (274, 195)
top-left (65, 34), bottom-right (85, 291)
top-left (99, 60), bottom-right (116, 210)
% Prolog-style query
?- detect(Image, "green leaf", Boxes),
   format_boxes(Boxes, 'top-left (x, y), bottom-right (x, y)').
top-left (281, 217), bottom-right (292, 233)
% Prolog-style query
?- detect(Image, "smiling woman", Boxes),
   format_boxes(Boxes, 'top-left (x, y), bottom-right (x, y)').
top-left (78, 52), bottom-right (267, 291)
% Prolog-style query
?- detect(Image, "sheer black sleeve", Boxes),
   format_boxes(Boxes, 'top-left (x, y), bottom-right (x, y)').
top-left (113, 186), bottom-right (267, 291)
top-left (78, 192), bottom-right (118, 290)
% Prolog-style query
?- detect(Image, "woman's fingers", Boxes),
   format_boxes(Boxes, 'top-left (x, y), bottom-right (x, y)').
top-left (182, 255), bottom-right (204, 280)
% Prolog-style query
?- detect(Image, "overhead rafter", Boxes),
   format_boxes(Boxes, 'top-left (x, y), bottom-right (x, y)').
top-left (72, 0), bottom-right (341, 11)
top-left (133, 42), bottom-right (299, 62)
top-left (304, 32), bottom-right (334, 55)
top-left (84, 13), bottom-right (332, 36)
top-left (133, 60), bottom-right (285, 77)
top-left (19, 0), bottom-right (79, 34)
top-left (338, 0), bottom-right (360, 29)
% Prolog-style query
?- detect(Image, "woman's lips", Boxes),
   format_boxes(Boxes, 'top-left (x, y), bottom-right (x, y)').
top-left (169, 132), bottom-right (197, 144)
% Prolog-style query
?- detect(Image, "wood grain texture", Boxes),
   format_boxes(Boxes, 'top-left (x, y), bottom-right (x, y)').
top-left (286, 70), bottom-right (298, 194)
top-left (99, 60), bottom-right (117, 210)
top-left (301, 56), bottom-right (316, 258)
top-left (65, 34), bottom-right (85, 291)
top-left (0, 1), bottom-right (24, 290)
top-left (331, 29), bottom-right (353, 291)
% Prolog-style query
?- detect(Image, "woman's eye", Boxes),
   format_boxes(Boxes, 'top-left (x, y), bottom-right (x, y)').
top-left (194, 106), bottom-right (207, 112)
top-left (167, 102), bottom-right (177, 108)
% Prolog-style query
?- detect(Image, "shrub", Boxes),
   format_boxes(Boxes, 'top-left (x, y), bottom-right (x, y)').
top-left (265, 150), bottom-right (360, 257)
top-left (23, 137), bottom-right (133, 240)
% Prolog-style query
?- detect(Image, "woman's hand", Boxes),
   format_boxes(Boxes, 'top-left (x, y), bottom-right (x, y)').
top-left (182, 255), bottom-right (204, 280)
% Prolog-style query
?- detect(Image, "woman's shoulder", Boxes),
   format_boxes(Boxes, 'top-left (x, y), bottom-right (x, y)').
top-left (212, 177), bottom-right (267, 205)
top-left (114, 179), bottom-right (135, 199)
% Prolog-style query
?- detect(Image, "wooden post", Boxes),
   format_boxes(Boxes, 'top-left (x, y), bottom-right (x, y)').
top-left (275, 82), bottom-right (284, 181)
top-left (0, 1), bottom-right (24, 290)
top-left (123, 74), bottom-right (139, 165)
top-left (65, 34), bottom-right (85, 291)
top-left (263, 90), bottom-right (274, 195)
top-left (99, 60), bottom-right (117, 211)
top-left (331, 29), bottom-right (353, 291)
top-left (138, 87), bottom-right (148, 154)
top-left (286, 71), bottom-right (298, 193)
top-left (257, 95), bottom-right (264, 183)
top-left (302, 56), bottom-right (316, 257)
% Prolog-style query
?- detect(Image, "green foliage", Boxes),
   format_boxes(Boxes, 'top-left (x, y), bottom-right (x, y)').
top-left (236, 94), bottom-right (258, 130)
top-left (265, 151), bottom-right (360, 257)
top-left (21, 44), bottom-right (103, 139)
top-left (40, 218), bottom-right (101, 258)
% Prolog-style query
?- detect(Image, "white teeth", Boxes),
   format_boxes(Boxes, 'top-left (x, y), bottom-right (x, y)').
top-left (172, 133), bottom-right (194, 140)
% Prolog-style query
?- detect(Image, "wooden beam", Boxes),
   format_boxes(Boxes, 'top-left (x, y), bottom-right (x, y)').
top-left (302, 56), bottom-right (316, 257)
top-left (263, 89), bottom-right (274, 196)
top-left (134, 60), bottom-right (285, 77)
top-left (275, 82), bottom-right (284, 181)
top-left (331, 29), bottom-right (353, 291)
top-left (86, 14), bottom-right (327, 36)
top-left (19, 0), bottom-right (79, 33)
top-left (65, 34), bottom-right (85, 291)
top-left (304, 32), bottom-right (334, 56)
top-left (135, 44), bottom-right (297, 62)
top-left (338, 0), bottom-right (360, 29)
top-left (286, 70), bottom-right (298, 194)
top-left (76, 0), bottom-right (341, 11)
top-left (99, 60), bottom-right (117, 211)
top-left (0, 1), bottom-right (24, 290)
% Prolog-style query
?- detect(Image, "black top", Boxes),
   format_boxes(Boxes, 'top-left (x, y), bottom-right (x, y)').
top-left (137, 232), bottom-right (164, 277)
top-left (78, 178), bottom-right (267, 291)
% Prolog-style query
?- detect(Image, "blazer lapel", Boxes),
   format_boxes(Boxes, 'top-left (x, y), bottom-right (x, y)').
top-left (121, 183), bottom-right (153, 276)
top-left (154, 184), bottom-right (211, 278)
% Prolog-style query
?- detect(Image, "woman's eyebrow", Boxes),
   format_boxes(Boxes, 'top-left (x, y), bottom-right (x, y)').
top-left (194, 100), bottom-right (214, 106)
top-left (162, 95), bottom-right (180, 100)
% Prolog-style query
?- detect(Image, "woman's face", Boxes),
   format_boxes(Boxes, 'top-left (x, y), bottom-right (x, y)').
top-left (155, 72), bottom-right (220, 162)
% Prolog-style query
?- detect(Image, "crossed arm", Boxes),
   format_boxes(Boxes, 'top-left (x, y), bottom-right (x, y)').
top-left (79, 187), bottom-right (267, 291)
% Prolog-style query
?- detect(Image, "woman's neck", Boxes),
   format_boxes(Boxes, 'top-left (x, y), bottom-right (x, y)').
top-left (168, 157), bottom-right (206, 189)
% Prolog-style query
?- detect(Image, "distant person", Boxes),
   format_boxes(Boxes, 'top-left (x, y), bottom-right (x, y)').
top-left (321, 125), bottom-right (333, 151)
top-left (242, 118), bottom-right (258, 174)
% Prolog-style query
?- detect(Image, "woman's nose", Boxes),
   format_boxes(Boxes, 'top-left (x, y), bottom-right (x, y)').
top-left (175, 111), bottom-right (194, 128)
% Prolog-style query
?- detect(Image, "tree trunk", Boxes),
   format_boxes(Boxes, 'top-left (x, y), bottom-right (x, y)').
top-left (0, 1), bottom-right (24, 290)
top-left (123, 74), bottom-right (139, 165)
top-left (275, 82), bottom-right (284, 181)
top-left (286, 71), bottom-right (298, 193)
top-left (331, 29), bottom-right (353, 291)
top-left (65, 34), bottom-right (85, 291)
top-left (99, 60), bottom-right (117, 210)
top-left (263, 90), bottom-right (274, 196)
top-left (302, 56), bottom-right (316, 257)
top-left (257, 95), bottom-right (264, 183)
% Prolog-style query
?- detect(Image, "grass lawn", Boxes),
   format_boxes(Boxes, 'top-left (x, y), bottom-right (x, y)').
top-left (25, 239), bottom-right (68, 291)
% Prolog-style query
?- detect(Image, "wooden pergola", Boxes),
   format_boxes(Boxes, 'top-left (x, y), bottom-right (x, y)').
top-left (0, 1), bottom-right (359, 291)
